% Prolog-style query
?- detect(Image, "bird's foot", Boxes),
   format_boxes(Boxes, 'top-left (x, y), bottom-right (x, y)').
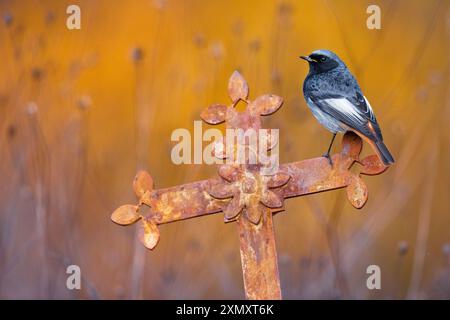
top-left (322, 152), bottom-right (333, 167)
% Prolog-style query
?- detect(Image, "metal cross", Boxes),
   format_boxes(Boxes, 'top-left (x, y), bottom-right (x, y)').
top-left (110, 71), bottom-right (389, 300)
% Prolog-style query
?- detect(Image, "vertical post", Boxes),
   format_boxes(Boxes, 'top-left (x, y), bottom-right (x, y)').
top-left (237, 207), bottom-right (282, 300)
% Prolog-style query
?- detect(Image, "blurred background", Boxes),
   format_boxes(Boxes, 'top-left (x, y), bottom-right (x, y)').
top-left (0, 0), bottom-right (449, 299)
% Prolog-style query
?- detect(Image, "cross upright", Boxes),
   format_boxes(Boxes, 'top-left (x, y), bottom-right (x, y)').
top-left (111, 71), bottom-right (389, 300)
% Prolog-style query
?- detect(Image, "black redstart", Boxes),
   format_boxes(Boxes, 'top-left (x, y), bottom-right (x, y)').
top-left (301, 49), bottom-right (394, 166)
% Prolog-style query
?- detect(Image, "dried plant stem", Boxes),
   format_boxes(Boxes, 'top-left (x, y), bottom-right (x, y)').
top-left (406, 143), bottom-right (438, 299)
top-left (28, 110), bottom-right (51, 298)
top-left (307, 197), bottom-right (350, 298)
top-left (130, 59), bottom-right (153, 299)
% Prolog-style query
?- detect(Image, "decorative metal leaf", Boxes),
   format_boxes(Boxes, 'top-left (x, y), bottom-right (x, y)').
top-left (266, 172), bottom-right (290, 188)
top-left (223, 196), bottom-right (243, 222)
top-left (245, 202), bottom-right (263, 225)
top-left (218, 164), bottom-right (242, 182)
top-left (111, 204), bottom-right (140, 225)
top-left (200, 104), bottom-right (228, 124)
top-left (208, 182), bottom-right (235, 199)
top-left (138, 219), bottom-right (160, 250)
top-left (341, 131), bottom-right (362, 158)
top-left (228, 71), bottom-right (249, 103)
top-left (260, 190), bottom-right (283, 208)
top-left (139, 190), bottom-right (152, 206)
top-left (133, 170), bottom-right (153, 198)
top-left (253, 94), bottom-right (283, 115)
top-left (359, 155), bottom-right (388, 175)
top-left (226, 106), bottom-right (239, 121)
top-left (346, 177), bottom-right (368, 209)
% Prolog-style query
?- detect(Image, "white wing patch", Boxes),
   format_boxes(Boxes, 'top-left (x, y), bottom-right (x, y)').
top-left (323, 98), bottom-right (364, 123)
top-left (306, 97), bottom-right (345, 133)
top-left (363, 96), bottom-right (375, 120)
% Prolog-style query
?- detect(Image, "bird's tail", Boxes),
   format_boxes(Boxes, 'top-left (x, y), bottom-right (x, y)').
top-left (374, 140), bottom-right (395, 166)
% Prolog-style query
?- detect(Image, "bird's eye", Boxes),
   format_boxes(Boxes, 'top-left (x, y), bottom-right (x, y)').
top-left (320, 57), bottom-right (327, 62)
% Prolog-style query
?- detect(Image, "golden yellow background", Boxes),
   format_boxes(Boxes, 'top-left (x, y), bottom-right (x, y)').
top-left (0, 0), bottom-right (449, 299)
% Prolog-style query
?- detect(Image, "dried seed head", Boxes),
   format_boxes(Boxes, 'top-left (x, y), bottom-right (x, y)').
top-left (3, 13), bottom-right (13, 27)
top-left (210, 42), bottom-right (224, 60)
top-left (429, 71), bottom-right (442, 86)
top-left (398, 241), bottom-right (409, 256)
top-left (7, 124), bottom-right (17, 139)
top-left (231, 20), bottom-right (244, 35)
top-left (152, 0), bottom-right (166, 10)
top-left (442, 243), bottom-right (450, 257)
top-left (131, 47), bottom-right (144, 62)
top-left (31, 67), bottom-right (44, 81)
top-left (45, 11), bottom-right (55, 24)
top-left (416, 87), bottom-right (428, 103)
top-left (278, 2), bottom-right (293, 15)
top-left (26, 102), bottom-right (38, 115)
top-left (193, 33), bottom-right (206, 48)
top-left (271, 70), bottom-right (282, 86)
top-left (249, 39), bottom-right (261, 52)
top-left (78, 95), bottom-right (92, 110)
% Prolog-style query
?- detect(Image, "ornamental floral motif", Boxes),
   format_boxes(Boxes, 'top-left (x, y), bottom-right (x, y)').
top-left (110, 170), bottom-right (160, 250)
top-left (200, 71), bottom-right (283, 127)
top-left (208, 164), bottom-right (291, 224)
top-left (200, 71), bottom-right (290, 224)
top-left (200, 72), bottom-right (283, 163)
top-left (340, 133), bottom-right (388, 209)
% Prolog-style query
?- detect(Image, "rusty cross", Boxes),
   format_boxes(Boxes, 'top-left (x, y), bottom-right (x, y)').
top-left (111, 71), bottom-right (389, 300)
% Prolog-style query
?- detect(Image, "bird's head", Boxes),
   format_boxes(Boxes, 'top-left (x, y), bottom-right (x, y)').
top-left (300, 49), bottom-right (346, 74)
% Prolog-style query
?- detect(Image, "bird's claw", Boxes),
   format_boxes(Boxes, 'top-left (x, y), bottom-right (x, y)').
top-left (322, 152), bottom-right (333, 167)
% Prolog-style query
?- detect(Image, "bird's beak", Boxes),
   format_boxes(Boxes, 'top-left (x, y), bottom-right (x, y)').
top-left (300, 55), bottom-right (316, 63)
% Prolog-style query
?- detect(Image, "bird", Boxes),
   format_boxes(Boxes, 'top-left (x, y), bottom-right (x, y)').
top-left (300, 49), bottom-right (394, 166)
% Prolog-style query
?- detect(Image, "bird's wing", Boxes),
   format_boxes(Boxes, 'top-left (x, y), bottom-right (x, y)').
top-left (312, 95), bottom-right (383, 141)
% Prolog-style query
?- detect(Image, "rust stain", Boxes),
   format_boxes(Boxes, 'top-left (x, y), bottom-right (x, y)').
top-left (237, 207), bottom-right (281, 300)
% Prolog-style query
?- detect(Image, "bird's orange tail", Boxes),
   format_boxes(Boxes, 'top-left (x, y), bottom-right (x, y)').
top-left (350, 129), bottom-right (395, 166)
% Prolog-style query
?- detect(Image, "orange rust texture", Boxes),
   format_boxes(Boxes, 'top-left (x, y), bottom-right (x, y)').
top-left (237, 207), bottom-right (281, 300)
top-left (277, 132), bottom-right (363, 199)
top-left (148, 178), bottom-right (223, 224)
top-left (145, 132), bottom-right (366, 225)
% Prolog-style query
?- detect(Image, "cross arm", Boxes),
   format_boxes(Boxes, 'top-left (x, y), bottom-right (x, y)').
top-left (110, 132), bottom-right (387, 250)
top-left (275, 131), bottom-right (387, 202)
